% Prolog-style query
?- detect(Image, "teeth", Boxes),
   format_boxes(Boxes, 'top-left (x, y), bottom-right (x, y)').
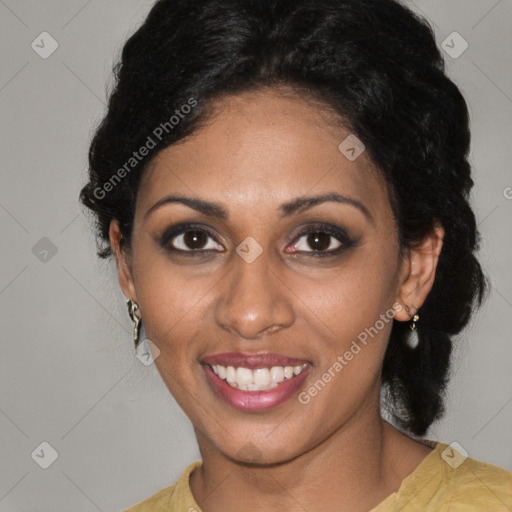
top-left (254, 368), bottom-right (271, 386)
top-left (210, 364), bottom-right (308, 390)
top-left (270, 366), bottom-right (284, 383)
top-left (284, 366), bottom-right (294, 379)
top-left (226, 366), bottom-right (236, 383)
top-left (236, 367), bottom-right (253, 386)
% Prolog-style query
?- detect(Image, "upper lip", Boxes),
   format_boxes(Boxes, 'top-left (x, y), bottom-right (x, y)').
top-left (202, 352), bottom-right (311, 369)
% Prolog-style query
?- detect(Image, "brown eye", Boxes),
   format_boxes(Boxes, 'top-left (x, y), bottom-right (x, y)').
top-left (285, 223), bottom-right (354, 257)
top-left (161, 225), bottom-right (224, 253)
top-left (291, 231), bottom-right (343, 253)
top-left (183, 230), bottom-right (208, 249)
top-left (306, 232), bottom-right (333, 251)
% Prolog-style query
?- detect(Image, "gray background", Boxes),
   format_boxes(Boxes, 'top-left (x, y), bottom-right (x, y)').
top-left (1, 0), bottom-right (511, 510)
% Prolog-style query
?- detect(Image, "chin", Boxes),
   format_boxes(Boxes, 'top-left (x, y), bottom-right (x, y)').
top-left (212, 426), bottom-right (313, 467)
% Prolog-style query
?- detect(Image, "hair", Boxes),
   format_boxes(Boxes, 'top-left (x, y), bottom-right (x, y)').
top-left (79, 0), bottom-right (488, 436)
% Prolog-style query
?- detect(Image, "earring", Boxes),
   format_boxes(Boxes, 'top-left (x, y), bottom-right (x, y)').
top-left (404, 304), bottom-right (419, 331)
top-left (127, 298), bottom-right (142, 353)
top-left (411, 315), bottom-right (420, 331)
top-left (410, 313), bottom-right (419, 331)
top-left (403, 304), bottom-right (420, 348)
top-left (405, 306), bottom-right (420, 331)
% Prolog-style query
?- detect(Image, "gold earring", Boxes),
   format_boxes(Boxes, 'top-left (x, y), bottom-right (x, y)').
top-left (410, 313), bottom-right (419, 331)
top-left (404, 304), bottom-right (419, 331)
top-left (127, 298), bottom-right (142, 353)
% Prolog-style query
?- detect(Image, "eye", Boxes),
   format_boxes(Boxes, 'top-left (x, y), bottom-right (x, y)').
top-left (286, 223), bottom-right (352, 256)
top-left (160, 224), bottom-right (224, 253)
top-left (292, 232), bottom-right (341, 252)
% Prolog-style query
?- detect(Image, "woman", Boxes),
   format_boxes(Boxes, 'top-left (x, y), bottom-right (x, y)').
top-left (79, 0), bottom-right (512, 510)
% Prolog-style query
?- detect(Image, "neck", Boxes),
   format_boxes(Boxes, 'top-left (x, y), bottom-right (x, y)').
top-left (189, 408), bottom-right (428, 512)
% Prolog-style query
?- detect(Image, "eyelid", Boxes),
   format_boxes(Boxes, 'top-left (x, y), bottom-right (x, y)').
top-left (159, 223), bottom-right (225, 252)
top-left (159, 221), bottom-right (354, 256)
top-left (285, 226), bottom-right (356, 258)
top-left (288, 222), bottom-right (350, 244)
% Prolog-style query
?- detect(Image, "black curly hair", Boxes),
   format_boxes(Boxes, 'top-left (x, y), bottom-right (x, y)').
top-left (79, 0), bottom-right (488, 436)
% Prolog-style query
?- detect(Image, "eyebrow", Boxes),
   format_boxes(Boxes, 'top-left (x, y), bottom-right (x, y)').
top-left (144, 192), bottom-right (373, 223)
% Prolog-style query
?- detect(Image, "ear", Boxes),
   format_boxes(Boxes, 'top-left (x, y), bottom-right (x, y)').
top-left (395, 222), bottom-right (444, 322)
top-left (109, 219), bottom-right (138, 303)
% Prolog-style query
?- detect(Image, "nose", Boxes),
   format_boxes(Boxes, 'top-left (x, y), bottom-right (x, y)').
top-left (214, 253), bottom-right (296, 340)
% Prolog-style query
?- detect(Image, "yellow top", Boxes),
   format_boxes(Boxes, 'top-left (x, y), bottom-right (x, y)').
top-left (125, 442), bottom-right (512, 511)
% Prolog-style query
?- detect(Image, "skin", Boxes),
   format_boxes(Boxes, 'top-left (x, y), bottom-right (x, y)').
top-left (110, 87), bottom-right (444, 512)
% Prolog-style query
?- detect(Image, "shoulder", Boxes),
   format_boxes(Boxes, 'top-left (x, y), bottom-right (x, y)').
top-left (427, 442), bottom-right (512, 510)
top-left (441, 455), bottom-right (512, 505)
top-left (123, 460), bottom-right (202, 512)
top-left (124, 484), bottom-right (177, 512)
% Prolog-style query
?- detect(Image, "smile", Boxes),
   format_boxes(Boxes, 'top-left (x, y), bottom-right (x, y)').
top-left (202, 353), bottom-right (312, 411)
top-left (210, 364), bottom-right (309, 391)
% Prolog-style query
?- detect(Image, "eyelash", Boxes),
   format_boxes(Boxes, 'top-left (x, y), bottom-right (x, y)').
top-left (288, 223), bottom-right (355, 257)
top-left (159, 222), bottom-right (355, 258)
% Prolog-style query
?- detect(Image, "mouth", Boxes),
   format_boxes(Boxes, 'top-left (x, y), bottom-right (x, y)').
top-left (202, 352), bottom-right (312, 411)
top-left (209, 363), bottom-right (309, 391)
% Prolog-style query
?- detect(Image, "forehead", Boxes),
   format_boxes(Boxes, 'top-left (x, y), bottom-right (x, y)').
top-left (137, 88), bottom-right (391, 220)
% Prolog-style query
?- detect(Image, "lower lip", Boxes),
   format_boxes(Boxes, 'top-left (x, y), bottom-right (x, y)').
top-left (203, 365), bottom-right (311, 412)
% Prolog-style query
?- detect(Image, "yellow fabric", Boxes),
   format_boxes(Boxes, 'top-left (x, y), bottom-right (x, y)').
top-left (124, 442), bottom-right (512, 511)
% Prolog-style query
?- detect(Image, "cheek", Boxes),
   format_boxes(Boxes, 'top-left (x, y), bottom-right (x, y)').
top-left (291, 246), bottom-right (398, 390)
top-left (296, 276), bottom-right (395, 427)
top-left (132, 249), bottom-right (214, 340)
top-left (292, 248), bottom-right (398, 340)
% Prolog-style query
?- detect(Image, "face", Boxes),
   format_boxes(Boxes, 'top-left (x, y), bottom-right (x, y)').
top-left (113, 88), bottom-right (412, 464)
